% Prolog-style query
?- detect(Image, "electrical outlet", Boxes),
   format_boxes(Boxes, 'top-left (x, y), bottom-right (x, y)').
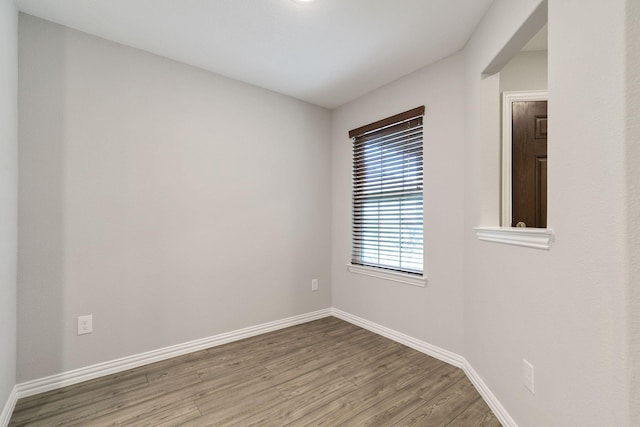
top-left (311, 278), bottom-right (319, 291)
top-left (78, 315), bottom-right (93, 335)
top-left (523, 359), bottom-right (535, 394)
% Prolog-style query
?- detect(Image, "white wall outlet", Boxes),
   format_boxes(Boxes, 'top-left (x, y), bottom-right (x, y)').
top-left (78, 315), bottom-right (93, 335)
top-left (523, 359), bottom-right (535, 394)
top-left (311, 278), bottom-right (319, 291)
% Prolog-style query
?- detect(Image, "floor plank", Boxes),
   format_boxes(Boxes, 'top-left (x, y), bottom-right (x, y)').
top-left (446, 396), bottom-right (502, 427)
top-left (392, 377), bottom-right (482, 426)
top-left (9, 317), bottom-right (501, 426)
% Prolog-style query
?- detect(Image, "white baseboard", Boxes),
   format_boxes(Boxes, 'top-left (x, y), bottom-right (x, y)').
top-left (15, 308), bottom-right (332, 399)
top-left (0, 386), bottom-right (17, 427)
top-left (11, 307), bottom-right (516, 427)
top-left (331, 308), bottom-right (465, 367)
top-left (462, 360), bottom-right (518, 427)
top-left (331, 308), bottom-right (518, 427)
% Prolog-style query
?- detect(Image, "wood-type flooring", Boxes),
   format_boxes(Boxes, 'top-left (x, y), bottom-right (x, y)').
top-left (9, 317), bottom-right (501, 426)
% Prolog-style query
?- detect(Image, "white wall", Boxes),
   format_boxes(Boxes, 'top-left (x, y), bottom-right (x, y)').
top-left (331, 52), bottom-right (466, 355)
top-left (0, 0), bottom-right (18, 412)
top-left (17, 14), bottom-right (332, 382)
top-left (464, 1), bottom-right (630, 426)
top-left (499, 50), bottom-right (547, 93)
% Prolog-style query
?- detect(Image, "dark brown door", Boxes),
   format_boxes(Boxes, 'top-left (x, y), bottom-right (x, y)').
top-left (512, 100), bottom-right (547, 228)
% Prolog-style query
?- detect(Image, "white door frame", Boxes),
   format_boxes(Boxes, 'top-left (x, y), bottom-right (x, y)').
top-left (501, 90), bottom-right (548, 227)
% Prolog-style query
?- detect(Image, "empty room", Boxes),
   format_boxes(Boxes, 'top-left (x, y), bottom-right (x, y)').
top-left (1, 0), bottom-right (639, 426)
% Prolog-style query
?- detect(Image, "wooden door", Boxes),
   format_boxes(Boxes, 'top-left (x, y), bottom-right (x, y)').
top-left (512, 100), bottom-right (547, 228)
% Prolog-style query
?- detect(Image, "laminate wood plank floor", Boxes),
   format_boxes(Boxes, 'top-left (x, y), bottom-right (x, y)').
top-left (10, 317), bottom-right (501, 426)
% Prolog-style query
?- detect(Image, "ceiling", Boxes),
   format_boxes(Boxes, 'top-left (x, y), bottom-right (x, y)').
top-left (15, 0), bottom-right (495, 109)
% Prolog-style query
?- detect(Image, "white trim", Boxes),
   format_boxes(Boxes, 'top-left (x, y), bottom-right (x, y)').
top-left (501, 90), bottom-right (548, 227)
top-left (462, 360), bottom-right (519, 427)
top-left (474, 226), bottom-right (554, 250)
top-left (0, 386), bottom-right (17, 427)
top-left (331, 308), bottom-right (518, 427)
top-left (9, 308), bottom-right (517, 427)
top-left (346, 263), bottom-right (427, 287)
top-left (331, 308), bottom-right (461, 366)
top-left (15, 308), bottom-right (332, 399)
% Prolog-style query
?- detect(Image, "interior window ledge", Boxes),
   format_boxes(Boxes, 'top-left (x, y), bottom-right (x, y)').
top-left (347, 263), bottom-right (427, 287)
top-left (473, 226), bottom-right (554, 250)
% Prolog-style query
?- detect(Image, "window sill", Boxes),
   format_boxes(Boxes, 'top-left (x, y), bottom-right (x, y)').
top-left (473, 226), bottom-right (554, 250)
top-left (346, 263), bottom-right (427, 287)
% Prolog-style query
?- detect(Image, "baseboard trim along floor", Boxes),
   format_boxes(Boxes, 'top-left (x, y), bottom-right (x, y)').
top-left (14, 308), bottom-right (332, 400)
top-left (6, 307), bottom-right (517, 427)
top-left (330, 308), bottom-right (518, 427)
top-left (0, 387), bottom-right (17, 427)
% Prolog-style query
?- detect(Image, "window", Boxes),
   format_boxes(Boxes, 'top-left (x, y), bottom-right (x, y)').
top-left (349, 106), bottom-right (425, 276)
top-left (473, 10), bottom-right (553, 251)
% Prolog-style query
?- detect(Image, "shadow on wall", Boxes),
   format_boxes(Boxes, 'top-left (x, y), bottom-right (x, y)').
top-left (18, 18), bottom-right (66, 382)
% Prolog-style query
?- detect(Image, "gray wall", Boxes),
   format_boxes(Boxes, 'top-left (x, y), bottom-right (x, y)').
top-left (332, 0), bottom-right (633, 425)
top-left (627, 0), bottom-right (640, 423)
top-left (18, 14), bottom-right (332, 382)
top-left (331, 52), bottom-right (466, 354)
top-left (0, 0), bottom-right (18, 413)
top-left (464, 0), bottom-right (630, 426)
top-left (499, 50), bottom-right (547, 93)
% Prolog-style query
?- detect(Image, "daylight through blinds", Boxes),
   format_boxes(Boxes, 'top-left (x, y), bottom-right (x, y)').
top-left (350, 107), bottom-right (424, 275)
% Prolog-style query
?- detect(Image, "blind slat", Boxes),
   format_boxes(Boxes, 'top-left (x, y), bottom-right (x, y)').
top-left (349, 107), bottom-right (424, 276)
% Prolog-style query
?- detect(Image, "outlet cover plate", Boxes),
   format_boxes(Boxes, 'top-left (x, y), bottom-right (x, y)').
top-left (78, 315), bottom-right (93, 335)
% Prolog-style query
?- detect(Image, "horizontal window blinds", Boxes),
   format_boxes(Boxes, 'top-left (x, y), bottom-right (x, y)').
top-left (350, 107), bottom-right (424, 276)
